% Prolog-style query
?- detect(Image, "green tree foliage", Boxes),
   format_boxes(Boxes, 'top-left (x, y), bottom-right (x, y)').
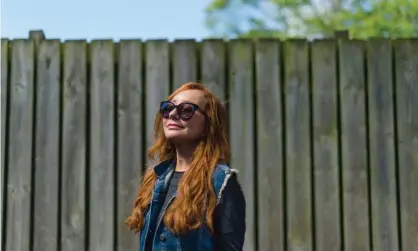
top-left (205, 0), bottom-right (418, 39)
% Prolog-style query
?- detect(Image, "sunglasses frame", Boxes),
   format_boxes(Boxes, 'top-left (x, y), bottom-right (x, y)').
top-left (159, 100), bottom-right (207, 121)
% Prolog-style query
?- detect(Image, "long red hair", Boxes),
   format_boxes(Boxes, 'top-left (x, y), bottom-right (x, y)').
top-left (125, 82), bottom-right (230, 235)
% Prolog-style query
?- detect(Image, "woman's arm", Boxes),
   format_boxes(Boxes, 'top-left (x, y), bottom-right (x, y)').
top-left (213, 174), bottom-right (246, 251)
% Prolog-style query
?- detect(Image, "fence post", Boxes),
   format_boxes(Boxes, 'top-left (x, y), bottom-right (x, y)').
top-left (29, 30), bottom-right (45, 46)
top-left (334, 30), bottom-right (349, 39)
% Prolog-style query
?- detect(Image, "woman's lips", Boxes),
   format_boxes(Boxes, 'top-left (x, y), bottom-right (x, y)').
top-left (167, 123), bottom-right (182, 129)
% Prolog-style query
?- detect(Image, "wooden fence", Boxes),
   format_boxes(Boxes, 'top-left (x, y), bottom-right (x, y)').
top-left (1, 30), bottom-right (417, 251)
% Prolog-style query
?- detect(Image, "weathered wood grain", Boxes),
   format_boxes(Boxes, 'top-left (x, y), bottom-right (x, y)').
top-left (283, 39), bottom-right (312, 251)
top-left (5, 39), bottom-right (35, 251)
top-left (228, 39), bottom-right (256, 251)
top-left (311, 39), bottom-right (341, 251)
top-left (200, 39), bottom-right (226, 100)
top-left (33, 39), bottom-right (61, 251)
top-left (255, 39), bottom-right (284, 251)
top-left (394, 39), bottom-right (418, 251)
top-left (145, 40), bottom-right (170, 160)
top-left (116, 40), bottom-right (143, 251)
top-left (61, 40), bottom-right (87, 251)
top-left (89, 40), bottom-right (115, 251)
top-left (1, 39), bottom-right (9, 250)
top-left (367, 39), bottom-right (399, 251)
top-left (338, 39), bottom-right (370, 251)
top-left (172, 40), bottom-right (197, 89)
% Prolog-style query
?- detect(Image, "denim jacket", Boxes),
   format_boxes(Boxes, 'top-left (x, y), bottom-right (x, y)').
top-left (139, 159), bottom-right (238, 251)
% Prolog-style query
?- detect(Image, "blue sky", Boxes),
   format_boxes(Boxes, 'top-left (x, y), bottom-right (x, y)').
top-left (1, 0), bottom-right (212, 41)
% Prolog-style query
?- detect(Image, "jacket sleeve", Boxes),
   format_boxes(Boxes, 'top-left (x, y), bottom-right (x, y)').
top-left (213, 174), bottom-right (246, 251)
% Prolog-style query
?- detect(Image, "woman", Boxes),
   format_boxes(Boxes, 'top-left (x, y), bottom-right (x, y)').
top-left (126, 82), bottom-right (246, 251)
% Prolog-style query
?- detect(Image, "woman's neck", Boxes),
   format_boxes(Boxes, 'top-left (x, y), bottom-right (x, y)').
top-left (175, 157), bottom-right (192, 172)
top-left (174, 143), bottom-right (196, 171)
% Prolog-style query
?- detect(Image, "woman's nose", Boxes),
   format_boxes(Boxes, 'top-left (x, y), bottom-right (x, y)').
top-left (168, 108), bottom-right (179, 120)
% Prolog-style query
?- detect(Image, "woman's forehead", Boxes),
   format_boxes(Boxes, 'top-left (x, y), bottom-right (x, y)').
top-left (171, 90), bottom-right (206, 106)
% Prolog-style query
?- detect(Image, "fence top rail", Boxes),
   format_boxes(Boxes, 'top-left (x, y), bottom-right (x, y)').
top-left (2, 29), bottom-right (418, 43)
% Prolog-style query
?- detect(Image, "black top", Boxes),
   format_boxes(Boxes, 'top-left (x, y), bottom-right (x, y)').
top-left (157, 171), bottom-right (184, 224)
top-left (154, 171), bottom-right (246, 251)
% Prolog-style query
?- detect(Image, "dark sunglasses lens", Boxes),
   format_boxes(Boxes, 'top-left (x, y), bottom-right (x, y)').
top-left (160, 102), bottom-right (174, 118)
top-left (178, 103), bottom-right (195, 120)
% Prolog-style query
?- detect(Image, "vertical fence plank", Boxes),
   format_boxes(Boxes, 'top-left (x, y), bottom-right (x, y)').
top-left (311, 39), bottom-right (341, 251)
top-left (172, 40), bottom-right (197, 89)
top-left (255, 39), bottom-right (284, 251)
top-left (283, 40), bottom-right (312, 251)
top-left (33, 39), bottom-right (61, 251)
top-left (1, 39), bottom-right (9, 249)
top-left (5, 40), bottom-right (35, 251)
top-left (89, 40), bottom-right (115, 251)
top-left (200, 39), bottom-right (226, 100)
top-left (228, 39), bottom-right (256, 251)
top-left (61, 40), bottom-right (87, 251)
top-left (338, 39), bottom-right (370, 251)
top-left (145, 40), bottom-right (170, 154)
top-left (117, 40), bottom-right (143, 251)
top-left (394, 39), bottom-right (418, 251)
top-left (367, 39), bottom-right (399, 251)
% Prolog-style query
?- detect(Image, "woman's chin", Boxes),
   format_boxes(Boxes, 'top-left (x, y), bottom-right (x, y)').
top-left (165, 132), bottom-right (186, 142)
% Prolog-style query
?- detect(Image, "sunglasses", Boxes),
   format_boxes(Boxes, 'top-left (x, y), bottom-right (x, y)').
top-left (159, 100), bottom-right (206, 121)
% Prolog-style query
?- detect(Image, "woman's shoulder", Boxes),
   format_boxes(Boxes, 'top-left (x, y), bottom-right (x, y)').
top-left (211, 163), bottom-right (240, 204)
top-left (213, 162), bottom-right (238, 176)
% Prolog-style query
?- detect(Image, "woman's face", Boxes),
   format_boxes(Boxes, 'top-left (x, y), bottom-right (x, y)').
top-left (162, 90), bottom-right (207, 144)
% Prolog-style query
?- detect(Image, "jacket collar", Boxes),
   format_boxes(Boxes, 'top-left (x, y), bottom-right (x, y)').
top-left (153, 158), bottom-right (176, 190)
top-left (153, 158), bottom-right (175, 178)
